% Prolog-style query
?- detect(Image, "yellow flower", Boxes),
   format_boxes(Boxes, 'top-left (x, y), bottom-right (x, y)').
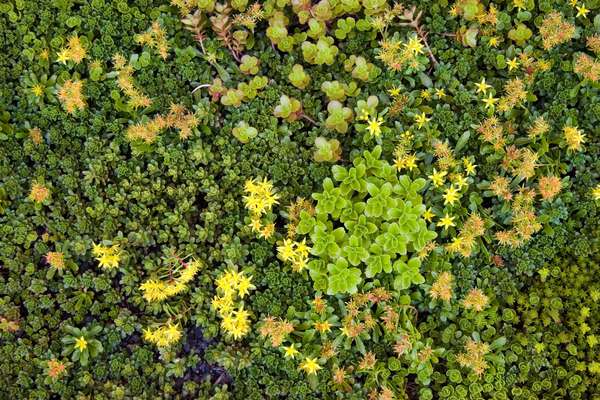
top-left (74, 336), bottom-right (87, 351)
top-left (388, 87), bottom-right (401, 97)
top-left (438, 214), bottom-right (456, 230)
top-left (283, 344), bottom-right (300, 359)
top-left (260, 223), bottom-right (275, 239)
top-left (367, 117), bottom-right (383, 137)
top-left (482, 93), bottom-right (498, 109)
top-left (442, 186), bottom-right (461, 206)
top-left (576, 5), bottom-right (589, 17)
top-left (31, 84), bottom-right (44, 97)
top-left (178, 260), bottom-right (200, 284)
top-left (452, 174), bottom-right (469, 189)
top-left (475, 78), bottom-right (491, 94)
top-left (405, 36), bottom-right (424, 55)
top-left (422, 208), bottom-right (435, 222)
top-left (248, 216), bottom-right (262, 232)
top-left (29, 182), bottom-right (50, 203)
top-left (435, 88), bottom-right (446, 98)
top-left (420, 89), bottom-right (432, 100)
top-left (140, 279), bottom-right (170, 302)
top-left (237, 274), bottom-right (254, 298)
top-left (314, 321), bottom-right (332, 333)
top-left (463, 158), bottom-right (477, 175)
top-left (507, 57), bottom-right (520, 72)
top-left (415, 112), bottom-right (431, 129)
top-left (403, 154), bottom-right (418, 171)
top-left (592, 184), bottom-right (600, 200)
top-left (94, 244), bottom-right (121, 269)
top-left (563, 126), bottom-right (586, 151)
top-left (428, 168), bottom-right (447, 187)
top-left (488, 36), bottom-right (499, 47)
top-left (299, 357), bottom-right (322, 375)
top-left (56, 48), bottom-right (70, 64)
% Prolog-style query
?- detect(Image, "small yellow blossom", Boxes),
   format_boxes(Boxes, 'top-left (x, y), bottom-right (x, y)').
top-left (563, 126), bottom-right (586, 151)
top-left (428, 168), bottom-right (447, 187)
top-left (482, 93), bottom-right (498, 109)
top-left (415, 112), bottom-right (431, 128)
top-left (576, 5), bottom-right (590, 18)
top-left (463, 158), bottom-right (477, 175)
top-left (435, 88), bottom-right (446, 98)
top-left (507, 57), bottom-right (520, 72)
top-left (442, 185), bottom-right (461, 206)
top-left (438, 213), bottom-right (456, 230)
top-left (283, 344), bottom-right (300, 359)
top-left (299, 357), bottom-right (322, 375)
top-left (475, 78), bottom-right (492, 94)
top-left (422, 208), bottom-right (435, 222)
top-left (366, 117), bottom-right (383, 137)
top-left (74, 336), bottom-right (87, 351)
top-left (388, 87), bottom-right (401, 97)
top-left (592, 184), bottom-right (600, 200)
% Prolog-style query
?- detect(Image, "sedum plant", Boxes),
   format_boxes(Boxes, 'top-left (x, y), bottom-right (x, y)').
top-left (301, 36), bottom-right (339, 65)
top-left (296, 146), bottom-right (437, 295)
top-left (232, 121), bottom-right (258, 143)
top-left (61, 325), bottom-right (103, 366)
top-left (288, 64), bottom-right (310, 89)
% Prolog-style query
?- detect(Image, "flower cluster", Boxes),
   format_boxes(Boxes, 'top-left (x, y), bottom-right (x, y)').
top-left (139, 258), bottom-right (200, 302)
top-left (92, 243), bottom-right (122, 270)
top-left (276, 238), bottom-right (310, 272)
top-left (113, 54), bottom-right (152, 109)
top-left (45, 251), bottom-right (65, 270)
top-left (243, 178), bottom-right (279, 239)
top-left (429, 271), bottom-right (454, 302)
top-left (125, 103), bottom-right (199, 143)
top-left (456, 339), bottom-right (490, 377)
top-left (56, 35), bottom-right (87, 64)
top-left (212, 269), bottom-right (255, 340)
top-left (142, 322), bottom-right (183, 347)
top-left (29, 182), bottom-right (50, 203)
top-left (135, 21), bottom-right (169, 59)
top-left (46, 359), bottom-right (67, 379)
top-left (57, 79), bottom-right (86, 114)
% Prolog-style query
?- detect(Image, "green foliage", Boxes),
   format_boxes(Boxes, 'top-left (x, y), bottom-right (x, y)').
top-left (288, 64), bottom-right (310, 90)
top-left (231, 121), bottom-right (257, 143)
top-left (297, 146), bottom-right (437, 295)
top-left (274, 94), bottom-right (303, 122)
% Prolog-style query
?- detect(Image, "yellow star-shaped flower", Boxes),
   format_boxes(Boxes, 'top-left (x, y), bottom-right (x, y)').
top-left (56, 48), bottom-right (70, 64)
top-left (437, 214), bottom-right (456, 230)
top-left (435, 88), bottom-right (446, 99)
top-left (576, 5), bottom-right (589, 17)
top-left (299, 357), bottom-right (322, 375)
top-left (489, 36), bottom-right (500, 47)
top-left (475, 78), bottom-right (491, 94)
top-left (507, 57), bottom-right (520, 72)
top-left (415, 112), bottom-right (431, 129)
top-left (405, 36), bottom-right (424, 55)
top-left (367, 117), bottom-right (383, 137)
top-left (422, 208), bottom-right (435, 222)
top-left (442, 185), bottom-right (461, 206)
top-left (388, 87), bottom-right (401, 97)
top-left (593, 184), bottom-right (600, 200)
top-left (283, 344), bottom-right (300, 359)
top-left (403, 154), bottom-right (418, 171)
top-left (482, 93), bottom-right (498, 109)
top-left (428, 168), bottom-right (447, 187)
top-left (74, 336), bottom-right (88, 351)
top-left (463, 158), bottom-right (477, 175)
top-left (569, 0), bottom-right (578, 6)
